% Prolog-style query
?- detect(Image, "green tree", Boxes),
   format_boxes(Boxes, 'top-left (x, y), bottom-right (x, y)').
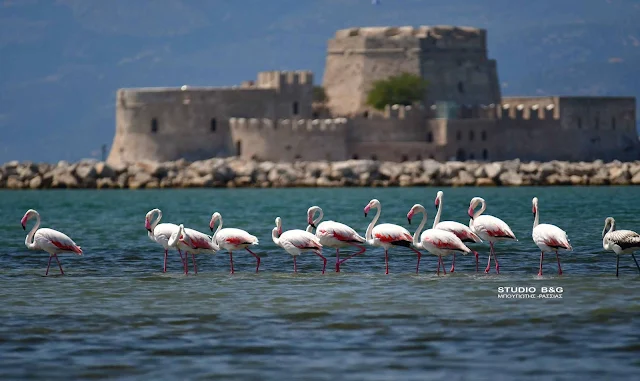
top-left (366, 73), bottom-right (428, 110)
top-left (313, 86), bottom-right (328, 103)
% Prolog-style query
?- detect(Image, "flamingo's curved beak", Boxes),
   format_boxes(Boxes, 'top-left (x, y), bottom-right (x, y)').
top-left (310, 223), bottom-right (316, 228)
top-left (407, 218), bottom-right (412, 225)
top-left (435, 201), bottom-right (439, 209)
top-left (364, 205), bottom-right (371, 217)
top-left (468, 207), bottom-right (474, 219)
top-left (21, 224), bottom-right (25, 230)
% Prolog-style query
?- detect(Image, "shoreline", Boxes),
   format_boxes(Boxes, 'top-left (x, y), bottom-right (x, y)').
top-left (1, 158), bottom-right (640, 189)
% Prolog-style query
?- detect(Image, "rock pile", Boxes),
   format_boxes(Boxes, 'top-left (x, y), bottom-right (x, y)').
top-left (1, 158), bottom-right (640, 189)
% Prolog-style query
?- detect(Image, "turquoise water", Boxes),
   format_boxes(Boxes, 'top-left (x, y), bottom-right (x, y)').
top-left (1, 187), bottom-right (639, 380)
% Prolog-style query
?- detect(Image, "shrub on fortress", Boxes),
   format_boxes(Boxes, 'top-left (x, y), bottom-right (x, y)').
top-left (313, 86), bottom-right (328, 103)
top-left (366, 73), bottom-right (428, 110)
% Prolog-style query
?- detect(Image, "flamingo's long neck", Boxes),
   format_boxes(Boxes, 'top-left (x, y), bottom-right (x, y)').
top-left (474, 199), bottom-right (486, 219)
top-left (365, 205), bottom-right (381, 244)
top-left (412, 206), bottom-right (427, 248)
top-left (25, 212), bottom-right (40, 249)
top-left (433, 197), bottom-right (443, 229)
top-left (272, 219), bottom-right (282, 247)
top-left (602, 219), bottom-right (616, 250)
top-left (210, 216), bottom-right (222, 250)
top-left (168, 225), bottom-right (183, 247)
top-left (533, 203), bottom-right (540, 228)
top-left (307, 208), bottom-right (324, 233)
top-left (152, 210), bottom-right (162, 230)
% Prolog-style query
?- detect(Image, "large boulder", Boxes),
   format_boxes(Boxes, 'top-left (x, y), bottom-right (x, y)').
top-left (499, 171), bottom-right (523, 186)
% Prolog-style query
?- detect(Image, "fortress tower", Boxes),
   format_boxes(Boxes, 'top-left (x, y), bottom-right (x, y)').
top-left (322, 26), bottom-right (501, 116)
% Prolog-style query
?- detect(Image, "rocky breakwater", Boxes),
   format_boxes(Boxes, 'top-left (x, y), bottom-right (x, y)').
top-left (1, 158), bottom-right (640, 189)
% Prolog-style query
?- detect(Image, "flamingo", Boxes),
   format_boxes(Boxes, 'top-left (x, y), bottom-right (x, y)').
top-left (531, 197), bottom-right (572, 276)
top-left (407, 204), bottom-right (472, 275)
top-left (209, 212), bottom-right (261, 274)
top-left (602, 217), bottom-right (640, 277)
top-left (167, 223), bottom-right (218, 275)
top-left (306, 206), bottom-right (366, 272)
top-left (145, 208), bottom-right (187, 273)
top-left (363, 199), bottom-right (422, 274)
top-left (433, 191), bottom-right (482, 272)
top-left (21, 209), bottom-right (82, 276)
top-left (468, 197), bottom-right (517, 274)
top-left (272, 217), bottom-right (327, 274)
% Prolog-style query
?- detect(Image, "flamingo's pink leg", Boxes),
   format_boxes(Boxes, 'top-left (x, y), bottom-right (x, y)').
top-left (337, 244), bottom-right (366, 270)
top-left (45, 255), bottom-right (53, 276)
top-left (246, 248), bottom-right (261, 273)
top-left (485, 244), bottom-right (493, 273)
top-left (450, 252), bottom-right (456, 273)
top-left (538, 251), bottom-right (544, 276)
top-left (556, 251), bottom-right (563, 275)
top-left (335, 249), bottom-right (340, 272)
top-left (293, 256), bottom-right (297, 273)
top-left (442, 256), bottom-right (448, 275)
top-left (313, 251), bottom-right (327, 274)
top-left (163, 249), bottom-right (168, 273)
top-left (493, 245), bottom-right (500, 274)
top-left (384, 249), bottom-right (389, 275)
top-left (229, 252), bottom-right (235, 274)
top-left (54, 254), bottom-right (64, 275)
top-left (409, 247), bottom-right (422, 274)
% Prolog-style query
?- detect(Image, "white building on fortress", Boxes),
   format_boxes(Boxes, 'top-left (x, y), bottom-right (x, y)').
top-left (107, 26), bottom-right (639, 165)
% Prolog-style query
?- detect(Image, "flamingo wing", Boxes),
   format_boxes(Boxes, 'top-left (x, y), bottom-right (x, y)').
top-left (217, 228), bottom-right (259, 246)
top-left (533, 223), bottom-right (571, 250)
top-left (435, 221), bottom-right (482, 243)
top-left (475, 215), bottom-right (517, 240)
top-left (606, 230), bottom-right (640, 251)
top-left (153, 223), bottom-right (179, 244)
top-left (38, 228), bottom-right (82, 254)
top-left (281, 229), bottom-right (322, 250)
top-left (317, 221), bottom-right (365, 243)
top-left (422, 229), bottom-right (471, 253)
top-left (372, 223), bottom-right (413, 244)
top-left (184, 228), bottom-right (216, 250)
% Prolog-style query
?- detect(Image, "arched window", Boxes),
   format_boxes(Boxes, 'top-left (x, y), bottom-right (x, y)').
top-left (456, 131), bottom-right (462, 141)
top-left (371, 154), bottom-right (378, 161)
top-left (481, 131), bottom-right (487, 141)
top-left (401, 155), bottom-right (408, 162)
top-left (469, 153), bottom-right (475, 160)
top-left (482, 149), bottom-right (488, 160)
top-left (210, 118), bottom-right (217, 132)
top-left (457, 81), bottom-right (464, 94)
top-left (151, 118), bottom-right (158, 133)
top-left (456, 149), bottom-right (466, 161)
top-left (352, 154), bottom-right (359, 160)
top-left (469, 130), bottom-right (475, 141)
top-left (427, 132), bottom-right (433, 142)
top-left (292, 101), bottom-right (299, 115)
top-left (236, 141), bottom-right (242, 156)
top-left (363, 110), bottom-right (369, 118)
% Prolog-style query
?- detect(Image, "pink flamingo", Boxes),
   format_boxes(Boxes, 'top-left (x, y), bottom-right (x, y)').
top-left (363, 199), bottom-right (422, 274)
top-left (407, 204), bottom-right (472, 276)
top-left (602, 217), bottom-right (640, 277)
top-left (532, 197), bottom-right (572, 276)
top-left (306, 206), bottom-right (366, 272)
top-left (272, 217), bottom-right (327, 274)
top-left (209, 212), bottom-right (261, 274)
top-left (433, 191), bottom-right (482, 272)
top-left (145, 208), bottom-right (187, 273)
top-left (468, 197), bottom-right (517, 274)
top-left (168, 224), bottom-right (218, 275)
top-left (21, 209), bottom-right (82, 276)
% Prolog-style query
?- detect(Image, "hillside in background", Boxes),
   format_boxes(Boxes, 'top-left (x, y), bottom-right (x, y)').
top-left (1, 0), bottom-right (639, 162)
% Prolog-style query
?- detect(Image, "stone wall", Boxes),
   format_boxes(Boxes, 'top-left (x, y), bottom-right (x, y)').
top-left (229, 117), bottom-right (349, 162)
top-left (107, 71), bottom-right (313, 166)
top-left (322, 25), bottom-right (501, 116)
top-left (3, 158), bottom-right (640, 189)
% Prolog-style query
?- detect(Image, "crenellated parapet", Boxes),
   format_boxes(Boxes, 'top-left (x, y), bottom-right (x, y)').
top-left (229, 117), bottom-right (348, 133)
top-left (500, 103), bottom-right (556, 120)
top-left (256, 70), bottom-right (314, 90)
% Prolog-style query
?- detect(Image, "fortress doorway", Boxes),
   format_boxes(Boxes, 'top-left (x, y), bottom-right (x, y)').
top-left (236, 141), bottom-right (242, 156)
top-left (456, 148), bottom-right (466, 161)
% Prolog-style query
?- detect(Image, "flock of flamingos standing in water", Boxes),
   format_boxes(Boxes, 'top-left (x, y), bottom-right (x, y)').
top-left (20, 191), bottom-right (640, 278)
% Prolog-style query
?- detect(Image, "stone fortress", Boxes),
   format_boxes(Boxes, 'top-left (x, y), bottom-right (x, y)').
top-left (107, 26), bottom-right (640, 166)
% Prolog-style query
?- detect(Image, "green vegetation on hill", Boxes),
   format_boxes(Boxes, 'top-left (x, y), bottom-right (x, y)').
top-left (366, 73), bottom-right (428, 110)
